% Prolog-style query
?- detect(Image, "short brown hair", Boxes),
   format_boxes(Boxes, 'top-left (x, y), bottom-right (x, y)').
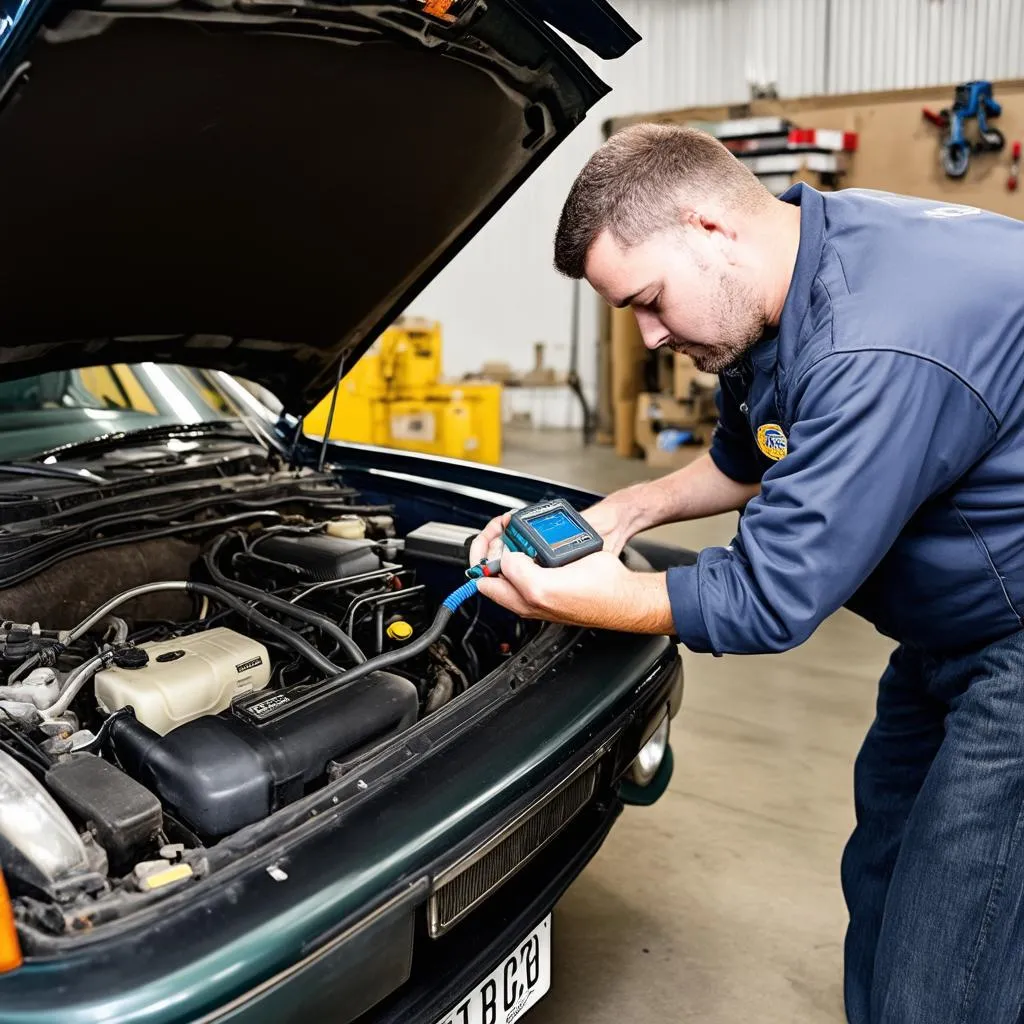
top-left (553, 123), bottom-right (770, 279)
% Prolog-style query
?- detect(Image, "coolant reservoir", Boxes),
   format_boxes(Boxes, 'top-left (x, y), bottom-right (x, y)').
top-left (95, 628), bottom-right (271, 735)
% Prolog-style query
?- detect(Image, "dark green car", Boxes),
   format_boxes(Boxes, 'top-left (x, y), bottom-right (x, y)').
top-left (0, 2), bottom-right (686, 1021)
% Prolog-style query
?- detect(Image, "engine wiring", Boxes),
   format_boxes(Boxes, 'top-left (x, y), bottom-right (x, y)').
top-left (0, 502), bottom-right (531, 930)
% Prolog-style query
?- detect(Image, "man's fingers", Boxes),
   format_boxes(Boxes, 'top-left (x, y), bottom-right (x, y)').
top-left (469, 513), bottom-right (510, 564)
top-left (468, 531), bottom-right (490, 565)
top-left (476, 576), bottom-right (535, 618)
top-left (499, 552), bottom-right (547, 607)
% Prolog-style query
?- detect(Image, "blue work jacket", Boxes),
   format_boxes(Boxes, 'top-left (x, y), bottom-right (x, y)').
top-left (667, 184), bottom-right (1024, 655)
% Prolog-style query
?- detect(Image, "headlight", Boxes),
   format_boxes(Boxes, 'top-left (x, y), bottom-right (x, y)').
top-left (629, 710), bottom-right (670, 786)
top-left (0, 748), bottom-right (105, 895)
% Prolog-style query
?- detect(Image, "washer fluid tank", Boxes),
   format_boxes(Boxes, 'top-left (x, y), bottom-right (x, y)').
top-left (95, 628), bottom-right (271, 735)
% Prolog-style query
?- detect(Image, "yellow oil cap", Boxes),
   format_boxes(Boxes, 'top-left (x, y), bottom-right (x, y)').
top-left (386, 620), bottom-right (414, 642)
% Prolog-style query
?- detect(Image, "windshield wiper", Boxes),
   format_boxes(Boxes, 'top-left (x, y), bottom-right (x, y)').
top-left (34, 421), bottom-right (259, 462)
top-left (0, 462), bottom-right (108, 484)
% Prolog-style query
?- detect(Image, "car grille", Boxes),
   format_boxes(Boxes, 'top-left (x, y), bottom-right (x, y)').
top-left (428, 759), bottom-right (601, 937)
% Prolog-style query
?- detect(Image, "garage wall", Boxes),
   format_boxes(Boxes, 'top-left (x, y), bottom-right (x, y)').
top-left (405, 0), bottom-right (1024, 428)
top-left (828, 0), bottom-right (1024, 93)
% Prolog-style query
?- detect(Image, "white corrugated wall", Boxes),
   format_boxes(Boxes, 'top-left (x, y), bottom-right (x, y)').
top-left (407, 0), bottom-right (1024, 428)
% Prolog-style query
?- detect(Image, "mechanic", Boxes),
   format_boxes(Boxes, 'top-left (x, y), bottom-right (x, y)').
top-left (469, 123), bottom-right (1024, 1024)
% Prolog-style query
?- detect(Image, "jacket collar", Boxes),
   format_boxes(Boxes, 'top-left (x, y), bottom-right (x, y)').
top-left (745, 183), bottom-right (826, 376)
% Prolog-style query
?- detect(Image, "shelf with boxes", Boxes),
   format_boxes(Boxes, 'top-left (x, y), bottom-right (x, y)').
top-left (635, 352), bottom-right (719, 469)
top-left (608, 305), bottom-right (719, 469)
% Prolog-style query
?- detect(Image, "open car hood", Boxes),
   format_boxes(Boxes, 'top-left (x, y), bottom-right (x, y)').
top-left (0, 0), bottom-right (637, 413)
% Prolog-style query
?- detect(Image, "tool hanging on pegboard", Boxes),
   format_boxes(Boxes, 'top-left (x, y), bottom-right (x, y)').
top-left (923, 81), bottom-right (1005, 179)
top-left (1008, 141), bottom-right (1021, 192)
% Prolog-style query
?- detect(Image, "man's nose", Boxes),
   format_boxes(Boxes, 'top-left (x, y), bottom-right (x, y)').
top-left (633, 308), bottom-right (666, 350)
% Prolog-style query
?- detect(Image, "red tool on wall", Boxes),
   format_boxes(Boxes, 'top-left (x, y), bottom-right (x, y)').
top-left (1009, 141), bottom-right (1021, 192)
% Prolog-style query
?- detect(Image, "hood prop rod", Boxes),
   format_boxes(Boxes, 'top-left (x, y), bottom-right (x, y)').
top-left (316, 355), bottom-right (346, 474)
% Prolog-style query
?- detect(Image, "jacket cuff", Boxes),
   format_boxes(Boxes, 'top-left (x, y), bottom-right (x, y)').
top-left (666, 562), bottom-right (715, 654)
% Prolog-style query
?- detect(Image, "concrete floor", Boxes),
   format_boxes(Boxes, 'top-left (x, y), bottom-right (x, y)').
top-left (500, 427), bottom-right (894, 1024)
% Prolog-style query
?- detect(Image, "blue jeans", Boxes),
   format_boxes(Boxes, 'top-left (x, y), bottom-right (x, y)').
top-left (843, 629), bottom-right (1024, 1023)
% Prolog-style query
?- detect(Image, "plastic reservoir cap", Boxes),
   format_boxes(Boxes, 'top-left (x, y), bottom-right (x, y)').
top-left (386, 620), bottom-right (414, 642)
top-left (325, 517), bottom-right (367, 540)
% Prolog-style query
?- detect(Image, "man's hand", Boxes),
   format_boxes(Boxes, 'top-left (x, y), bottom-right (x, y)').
top-left (475, 550), bottom-right (674, 634)
top-left (468, 494), bottom-right (638, 567)
top-left (468, 511), bottom-right (513, 565)
top-left (574, 491), bottom-right (641, 557)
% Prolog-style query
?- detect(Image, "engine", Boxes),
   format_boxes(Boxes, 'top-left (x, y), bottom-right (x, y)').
top-left (0, 507), bottom-right (524, 928)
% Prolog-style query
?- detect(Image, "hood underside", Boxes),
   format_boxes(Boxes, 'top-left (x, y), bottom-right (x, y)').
top-left (0, 0), bottom-right (637, 412)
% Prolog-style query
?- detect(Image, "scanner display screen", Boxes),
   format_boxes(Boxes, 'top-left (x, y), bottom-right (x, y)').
top-left (528, 510), bottom-right (581, 548)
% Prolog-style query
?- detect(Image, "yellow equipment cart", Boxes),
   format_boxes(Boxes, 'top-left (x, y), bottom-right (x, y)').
top-left (304, 318), bottom-right (502, 465)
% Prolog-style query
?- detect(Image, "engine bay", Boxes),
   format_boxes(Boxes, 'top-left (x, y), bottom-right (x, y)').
top-left (0, 469), bottom-right (533, 936)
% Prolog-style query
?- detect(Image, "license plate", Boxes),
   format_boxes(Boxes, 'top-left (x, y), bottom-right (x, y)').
top-left (434, 916), bottom-right (551, 1024)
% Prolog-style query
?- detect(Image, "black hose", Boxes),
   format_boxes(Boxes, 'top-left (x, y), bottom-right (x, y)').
top-left (78, 706), bottom-right (137, 756)
top-left (0, 717), bottom-right (51, 774)
top-left (461, 596), bottom-right (482, 679)
top-left (425, 669), bottom-right (454, 713)
top-left (323, 581), bottom-right (479, 687)
top-left (186, 582), bottom-right (341, 677)
top-left (203, 536), bottom-right (365, 665)
top-left (321, 607), bottom-right (455, 689)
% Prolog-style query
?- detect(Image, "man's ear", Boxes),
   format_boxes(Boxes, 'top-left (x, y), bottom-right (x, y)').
top-left (677, 207), bottom-right (733, 241)
top-left (695, 209), bottom-right (737, 241)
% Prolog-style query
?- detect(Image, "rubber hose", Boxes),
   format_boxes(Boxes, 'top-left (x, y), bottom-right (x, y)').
top-left (319, 580), bottom-right (480, 689)
top-left (186, 582), bottom-right (341, 677)
top-left (425, 669), bottom-right (454, 714)
top-left (319, 607), bottom-right (454, 689)
top-left (204, 536), bottom-right (365, 664)
top-left (59, 581), bottom-right (341, 690)
top-left (44, 652), bottom-right (107, 719)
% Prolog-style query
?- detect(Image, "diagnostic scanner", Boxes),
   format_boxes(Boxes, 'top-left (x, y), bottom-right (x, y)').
top-left (467, 498), bottom-right (603, 579)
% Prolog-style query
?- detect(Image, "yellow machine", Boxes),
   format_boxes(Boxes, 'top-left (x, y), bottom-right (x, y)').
top-left (304, 318), bottom-right (502, 465)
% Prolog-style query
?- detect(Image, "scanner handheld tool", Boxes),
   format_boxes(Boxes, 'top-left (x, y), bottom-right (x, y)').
top-left (467, 498), bottom-right (604, 579)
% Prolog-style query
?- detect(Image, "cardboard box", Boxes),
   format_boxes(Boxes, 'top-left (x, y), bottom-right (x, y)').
top-left (610, 307), bottom-right (647, 455)
top-left (673, 352), bottom-right (697, 401)
top-left (521, 367), bottom-right (560, 386)
top-left (479, 361), bottom-right (515, 383)
top-left (635, 392), bottom-right (700, 450)
top-left (634, 392), bottom-right (711, 469)
top-left (673, 354), bottom-right (720, 404)
top-left (615, 399), bottom-right (639, 458)
top-left (655, 349), bottom-right (675, 396)
top-left (611, 307), bottom-right (647, 401)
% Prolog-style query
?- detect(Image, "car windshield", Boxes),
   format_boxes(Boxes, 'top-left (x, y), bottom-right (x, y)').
top-left (0, 363), bottom-right (242, 461)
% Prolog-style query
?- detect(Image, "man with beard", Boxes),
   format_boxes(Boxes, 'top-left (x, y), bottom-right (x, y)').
top-left (469, 124), bottom-right (1024, 1023)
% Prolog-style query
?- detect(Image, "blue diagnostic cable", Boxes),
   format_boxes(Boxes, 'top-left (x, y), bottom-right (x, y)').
top-left (444, 579), bottom-right (481, 611)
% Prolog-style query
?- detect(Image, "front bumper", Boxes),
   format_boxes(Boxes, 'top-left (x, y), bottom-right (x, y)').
top-left (0, 633), bottom-right (680, 1024)
top-left (362, 797), bottom-right (623, 1023)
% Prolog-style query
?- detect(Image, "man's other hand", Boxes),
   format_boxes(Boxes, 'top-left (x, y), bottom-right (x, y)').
top-left (475, 550), bottom-right (674, 635)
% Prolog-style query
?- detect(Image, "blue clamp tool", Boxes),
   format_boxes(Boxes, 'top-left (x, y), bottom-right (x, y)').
top-left (924, 80), bottom-right (1005, 179)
